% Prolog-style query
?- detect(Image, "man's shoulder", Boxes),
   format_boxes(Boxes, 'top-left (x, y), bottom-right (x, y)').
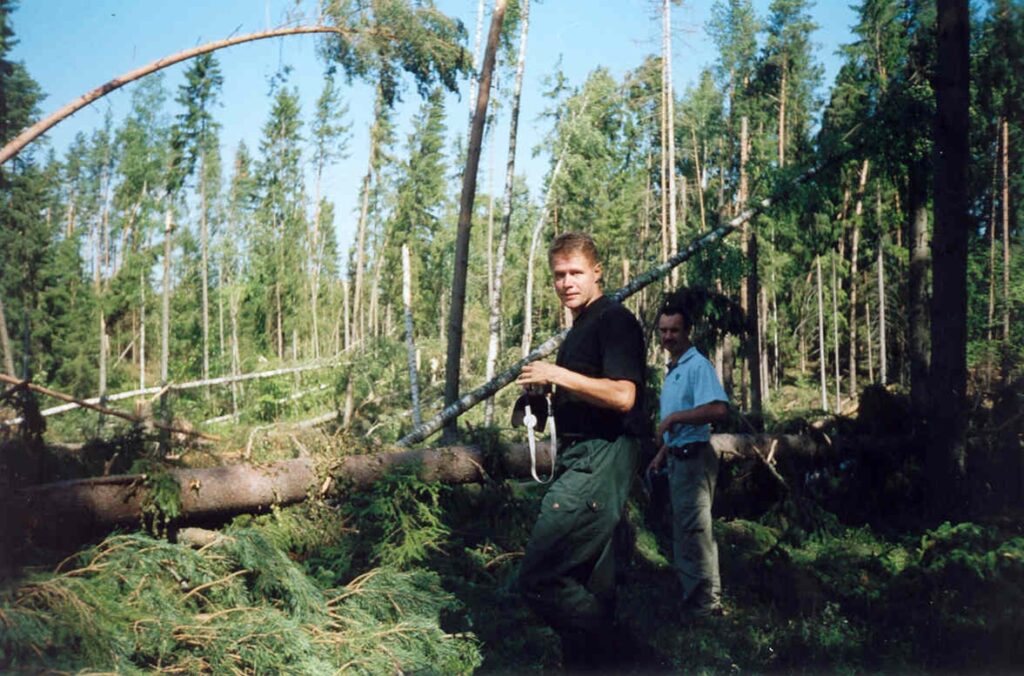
top-left (597, 298), bottom-right (640, 327)
top-left (680, 347), bottom-right (717, 373)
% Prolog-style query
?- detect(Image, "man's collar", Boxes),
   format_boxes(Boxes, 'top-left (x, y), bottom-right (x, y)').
top-left (573, 293), bottom-right (607, 321)
top-left (667, 345), bottom-right (697, 372)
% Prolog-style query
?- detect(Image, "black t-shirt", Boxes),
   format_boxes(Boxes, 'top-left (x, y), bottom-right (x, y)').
top-left (554, 295), bottom-right (647, 440)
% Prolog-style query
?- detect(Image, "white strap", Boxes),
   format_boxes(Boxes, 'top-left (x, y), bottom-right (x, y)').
top-left (525, 394), bottom-right (557, 483)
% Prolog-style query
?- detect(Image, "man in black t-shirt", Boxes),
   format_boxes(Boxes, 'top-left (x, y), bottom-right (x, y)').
top-left (516, 232), bottom-right (645, 669)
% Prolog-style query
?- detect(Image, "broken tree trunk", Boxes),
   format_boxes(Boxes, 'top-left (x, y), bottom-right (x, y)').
top-left (4, 433), bottom-right (911, 542)
top-left (0, 26), bottom-right (370, 166)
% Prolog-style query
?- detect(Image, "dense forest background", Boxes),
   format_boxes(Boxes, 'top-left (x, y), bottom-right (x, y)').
top-left (1, 0), bottom-right (1022, 673)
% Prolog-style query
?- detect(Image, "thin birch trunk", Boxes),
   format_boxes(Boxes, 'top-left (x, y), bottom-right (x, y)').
top-left (521, 154), bottom-right (565, 356)
top-left (368, 231), bottom-right (388, 340)
top-left (1002, 117), bottom-right (1010, 341)
top-left (486, 112), bottom-right (496, 306)
top-left (849, 159), bottom-right (869, 399)
top-left (139, 272), bottom-right (146, 390)
top-left (200, 167), bottom-right (210, 392)
top-left (275, 276), bottom-right (284, 360)
top-left (402, 244), bottom-right (422, 426)
top-left (160, 202), bottom-right (173, 441)
top-left (663, 0), bottom-right (678, 288)
top-left (778, 56), bottom-right (787, 168)
top-left (484, 0), bottom-right (530, 427)
top-left (988, 126), bottom-right (999, 342)
top-left (230, 287), bottom-right (240, 415)
top-left (352, 89), bottom-right (383, 345)
top-left (760, 287), bottom-right (769, 400)
top-left (96, 185), bottom-right (111, 406)
top-left (660, 60), bottom-right (669, 283)
top-left (816, 255), bottom-right (828, 411)
top-left (468, 0), bottom-right (486, 132)
top-left (877, 187), bottom-right (888, 384)
top-left (691, 127), bottom-right (707, 231)
top-left (865, 291), bottom-right (875, 382)
top-left (218, 274), bottom-right (225, 362)
top-left (831, 253), bottom-right (841, 412)
top-left (342, 277), bottom-right (351, 352)
top-left (292, 329), bottom-right (299, 387)
top-left (770, 223), bottom-right (780, 388)
top-left (311, 165), bottom-right (323, 361)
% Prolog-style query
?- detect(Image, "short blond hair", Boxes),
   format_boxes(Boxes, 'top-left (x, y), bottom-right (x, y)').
top-left (548, 231), bottom-right (600, 266)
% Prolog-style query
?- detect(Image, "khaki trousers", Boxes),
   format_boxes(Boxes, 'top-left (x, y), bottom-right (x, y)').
top-left (667, 441), bottom-right (721, 610)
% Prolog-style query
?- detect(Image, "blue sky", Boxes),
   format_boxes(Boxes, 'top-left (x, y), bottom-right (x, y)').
top-left (10, 1), bottom-right (858, 261)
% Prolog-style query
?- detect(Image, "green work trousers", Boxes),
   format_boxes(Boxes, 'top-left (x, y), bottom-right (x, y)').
top-left (667, 441), bottom-right (721, 610)
top-left (518, 436), bottom-right (639, 633)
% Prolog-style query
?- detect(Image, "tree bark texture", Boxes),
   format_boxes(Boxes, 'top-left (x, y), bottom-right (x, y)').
top-left (0, 294), bottom-right (15, 376)
top-left (928, 0), bottom-right (970, 510)
top-left (877, 188), bottom-right (888, 384)
top-left (1002, 117), bottom-right (1011, 341)
top-left (160, 203), bottom-right (173, 436)
top-left (988, 126), bottom-right (1000, 341)
top-left (663, 0), bottom-right (678, 288)
top-left (816, 255), bottom-right (828, 411)
top-left (352, 90), bottom-right (383, 347)
top-left (485, 0), bottom-right (530, 427)
top-left (831, 254), bottom-right (841, 412)
top-left (908, 159), bottom-right (931, 426)
top-left (443, 0), bottom-right (508, 441)
top-left (3, 434), bottom-right (910, 544)
top-left (401, 244), bottom-right (422, 427)
top-left (0, 26), bottom-right (364, 166)
top-left (849, 159), bottom-right (869, 399)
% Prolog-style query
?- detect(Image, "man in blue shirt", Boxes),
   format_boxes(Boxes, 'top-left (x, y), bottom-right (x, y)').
top-left (648, 299), bottom-right (728, 616)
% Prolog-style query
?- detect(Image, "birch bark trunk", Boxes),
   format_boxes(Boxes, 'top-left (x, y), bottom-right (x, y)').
top-left (849, 159), bottom-right (869, 399)
top-left (663, 0), bottom-right (678, 288)
top-left (352, 89), bottom-right (384, 346)
top-left (816, 255), bottom-right (828, 411)
top-left (402, 244), bottom-right (422, 426)
top-left (1002, 117), bottom-right (1011, 341)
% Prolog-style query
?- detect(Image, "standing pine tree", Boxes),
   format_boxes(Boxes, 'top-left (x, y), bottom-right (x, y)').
top-left (253, 75), bottom-right (306, 361)
top-left (173, 54), bottom-right (223, 387)
top-left (309, 74), bottom-right (350, 360)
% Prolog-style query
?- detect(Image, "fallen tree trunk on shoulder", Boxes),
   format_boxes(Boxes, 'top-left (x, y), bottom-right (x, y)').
top-left (3, 433), bottom-right (914, 549)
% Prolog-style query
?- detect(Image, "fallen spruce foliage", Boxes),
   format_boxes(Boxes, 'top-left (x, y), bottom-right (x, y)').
top-left (0, 517), bottom-right (481, 673)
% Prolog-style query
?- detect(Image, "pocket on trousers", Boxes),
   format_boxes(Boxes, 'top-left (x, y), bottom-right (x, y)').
top-left (541, 488), bottom-right (582, 516)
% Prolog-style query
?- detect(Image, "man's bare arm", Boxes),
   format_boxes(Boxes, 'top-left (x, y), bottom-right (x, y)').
top-left (656, 401), bottom-right (728, 439)
top-left (516, 361), bottom-right (636, 413)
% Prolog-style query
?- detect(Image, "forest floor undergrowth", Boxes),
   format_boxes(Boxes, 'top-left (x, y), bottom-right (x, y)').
top-left (2, 376), bottom-right (1023, 673)
top-left (2, 467), bottom-right (1022, 674)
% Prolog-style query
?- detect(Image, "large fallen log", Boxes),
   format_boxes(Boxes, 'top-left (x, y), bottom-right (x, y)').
top-left (4, 433), bottom-right (912, 548)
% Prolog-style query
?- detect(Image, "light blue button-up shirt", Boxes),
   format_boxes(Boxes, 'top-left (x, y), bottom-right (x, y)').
top-left (659, 346), bottom-right (729, 447)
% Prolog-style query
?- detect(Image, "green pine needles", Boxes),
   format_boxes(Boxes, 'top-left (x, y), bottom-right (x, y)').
top-left (0, 524), bottom-right (481, 674)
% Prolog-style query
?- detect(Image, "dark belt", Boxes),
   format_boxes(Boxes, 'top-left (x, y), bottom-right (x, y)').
top-left (557, 433), bottom-right (622, 451)
top-left (668, 440), bottom-right (709, 460)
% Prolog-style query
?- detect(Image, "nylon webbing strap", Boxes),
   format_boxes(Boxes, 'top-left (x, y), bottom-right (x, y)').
top-left (524, 393), bottom-right (556, 483)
